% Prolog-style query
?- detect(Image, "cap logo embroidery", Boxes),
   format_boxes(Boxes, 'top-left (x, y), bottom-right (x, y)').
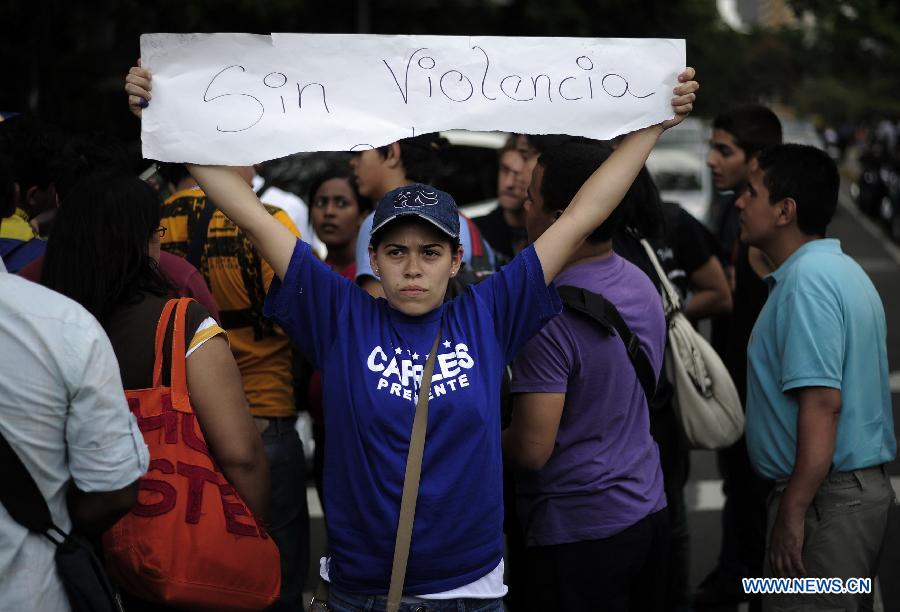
top-left (393, 188), bottom-right (439, 208)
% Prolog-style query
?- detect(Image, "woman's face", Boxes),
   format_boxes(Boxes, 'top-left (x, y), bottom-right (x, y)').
top-left (310, 177), bottom-right (364, 251)
top-left (368, 219), bottom-right (463, 316)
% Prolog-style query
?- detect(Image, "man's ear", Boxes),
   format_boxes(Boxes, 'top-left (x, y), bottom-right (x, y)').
top-left (775, 197), bottom-right (797, 228)
top-left (385, 143), bottom-right (403, 169)
top-left (25, 183), bottom-right (57, 216)
top-left (25, 185), bottom-right (40, 213)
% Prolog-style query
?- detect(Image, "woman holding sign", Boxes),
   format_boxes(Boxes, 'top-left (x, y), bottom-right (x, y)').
top-left (127, 64), bottom-right (697, 612)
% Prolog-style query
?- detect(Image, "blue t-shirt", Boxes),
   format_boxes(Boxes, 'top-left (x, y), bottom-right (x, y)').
top-left (355, 211), bottom-right (495, 281)
top-left (746, 239), bottom-right (897, 480)
top-left (264, 239), bottom-right (560, 594)
top-left (510, 254), bottom-right (667, 545)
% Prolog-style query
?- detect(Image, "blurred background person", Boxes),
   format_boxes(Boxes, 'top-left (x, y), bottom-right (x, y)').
top-left (0, 117), bottom-right (60, 272)
top-left (15, 137), bottom-right (220, 320)
top-left (612, 165), bottom-right (732, 612)
top-left (474, 136), bottom-right (528, 266)
top-left (697, 105), bottom-right (783, 610)
top-left (305, 163), bottom-right (372, 504)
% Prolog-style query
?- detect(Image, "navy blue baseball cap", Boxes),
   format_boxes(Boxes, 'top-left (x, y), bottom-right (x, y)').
top-left (370, 183), bottom-right (460, 239)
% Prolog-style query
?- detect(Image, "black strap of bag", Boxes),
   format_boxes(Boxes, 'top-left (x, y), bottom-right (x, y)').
top-left (187, 198), bottom-right (216, 270)
top-left (0, 429), bottom-right (124, 612)
top-left (557, 285), bottom-right (658, 402)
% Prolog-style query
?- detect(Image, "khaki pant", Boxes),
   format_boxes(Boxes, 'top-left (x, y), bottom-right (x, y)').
top-left (762, 465), bottom-right (895, 612)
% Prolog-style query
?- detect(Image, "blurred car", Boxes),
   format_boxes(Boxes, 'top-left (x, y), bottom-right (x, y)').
top-left (646, 147), bottom-right (714, 227)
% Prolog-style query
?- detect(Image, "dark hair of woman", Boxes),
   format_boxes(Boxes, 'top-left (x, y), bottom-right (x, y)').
top-left (41, 170), bottom-right (171, 322)
top-left (620, 166), bottom-right (665, 240)
top-left (307, 164), bottom-right (372, 214)
top-left (376, 133), bottom-right (448, 184)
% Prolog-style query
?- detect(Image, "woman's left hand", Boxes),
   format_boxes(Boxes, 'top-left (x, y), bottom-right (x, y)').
top-left (661, 67), bottom-right (698, 131)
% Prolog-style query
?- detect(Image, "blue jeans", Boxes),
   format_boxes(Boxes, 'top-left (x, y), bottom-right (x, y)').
top-left (260, 417), bottom-right (310, 611)
top-left (327, 588), bottom-right (503, 612)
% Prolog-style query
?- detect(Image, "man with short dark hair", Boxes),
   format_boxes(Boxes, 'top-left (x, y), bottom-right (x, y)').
top-left (0, 147), bottom-right (150, 608)
top-left (739, 144), bottom-right (895, 611)
top-left (504, 140), bottom-right (668, 611)
top-left (708, 105), bottom-right (784, 270)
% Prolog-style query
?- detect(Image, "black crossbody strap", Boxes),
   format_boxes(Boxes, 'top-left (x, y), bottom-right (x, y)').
top-left (187, 198), bottom-right (216, 270)
top-left (557, 285), bottom-right (658, 401)
top-left (0, 428), bottom-right (58, 537)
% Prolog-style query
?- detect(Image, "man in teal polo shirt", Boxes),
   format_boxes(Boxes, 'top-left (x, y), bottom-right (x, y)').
top-left (738, 143), bottom-right (896, 611)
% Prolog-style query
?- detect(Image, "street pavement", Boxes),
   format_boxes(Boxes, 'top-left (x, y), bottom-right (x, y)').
top-left (299, 174), bottom-right (900, 610)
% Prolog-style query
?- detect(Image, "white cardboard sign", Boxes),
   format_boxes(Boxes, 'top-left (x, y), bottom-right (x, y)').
top-left (140, 33), bottom-right (685, 164)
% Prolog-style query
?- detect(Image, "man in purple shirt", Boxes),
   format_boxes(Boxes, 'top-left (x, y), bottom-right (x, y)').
top-left (504, 140), bottom-right (668, 612)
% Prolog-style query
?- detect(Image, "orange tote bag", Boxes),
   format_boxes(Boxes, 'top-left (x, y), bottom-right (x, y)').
top-left (103, 298), bottom-right (280, 611)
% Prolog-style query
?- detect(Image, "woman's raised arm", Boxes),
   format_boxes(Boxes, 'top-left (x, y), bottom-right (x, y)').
top-left (532, 67), bottom-right (699, 284)
top-left (186, 164), bottom-right (296, 280)
top-left (125, 64), bottom-right (297, 279)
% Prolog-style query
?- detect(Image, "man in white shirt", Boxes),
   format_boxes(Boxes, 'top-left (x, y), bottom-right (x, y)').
top-left (0, 260), bottom-right (149, 611)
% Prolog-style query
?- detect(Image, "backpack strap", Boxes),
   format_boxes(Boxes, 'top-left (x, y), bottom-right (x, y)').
top-left (186, 199), bottom-right (215, 271)
top-left (0, 427), bottom-right (60, 541)
top-left (557, 285), bottom-right (658, 402)
top-left (151, 299), bottom-right (180, 388)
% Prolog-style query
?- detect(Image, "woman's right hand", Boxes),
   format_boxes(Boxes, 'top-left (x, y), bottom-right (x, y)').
top-left (125, 62), bottom-right (152, 118)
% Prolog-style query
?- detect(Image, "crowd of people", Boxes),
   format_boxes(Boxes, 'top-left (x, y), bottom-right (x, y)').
top-left (0, 55), bottom-right (894, 612)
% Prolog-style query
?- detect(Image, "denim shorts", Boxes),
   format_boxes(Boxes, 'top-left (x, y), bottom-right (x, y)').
top-left (326, 587), bottom-right (504, 612)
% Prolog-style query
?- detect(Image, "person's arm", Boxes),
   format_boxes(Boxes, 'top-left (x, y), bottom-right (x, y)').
top-left (532, 68), bottom-right (698, 284)
top-left (125, 65), bottom-right (295, 281)
top-left (767, 386), bottom-right (841, 578)
top-left (188, 165), bottom-right (296, 281)
top-left (502, 393), bottom-right (565, 471)
top-left (64, 309), bottom-right (149, 535)
top-left (67, 482), bottom-right (139, 536)
top-left (684, 256), bottom-right (732, 320)
top-left (186, 335), bottom-right (270, 521)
